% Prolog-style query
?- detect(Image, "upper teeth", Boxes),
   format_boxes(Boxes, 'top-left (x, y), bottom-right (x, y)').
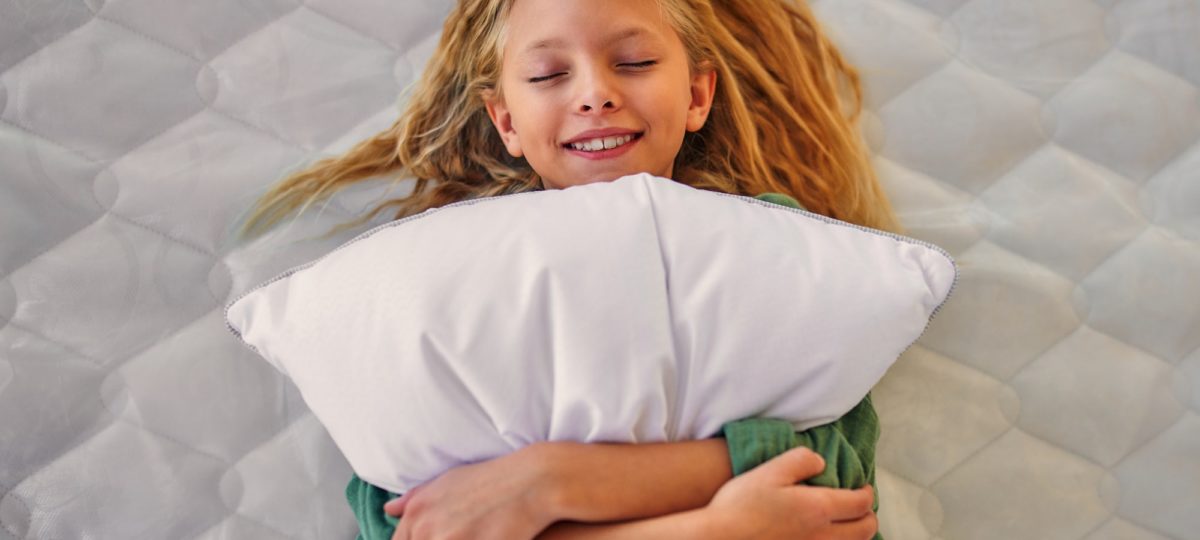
top-left (570, 134), bottom-right (635, 152)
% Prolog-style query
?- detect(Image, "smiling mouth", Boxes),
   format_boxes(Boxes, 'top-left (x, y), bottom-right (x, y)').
top-left (562, 132), bottom-right (644, 152)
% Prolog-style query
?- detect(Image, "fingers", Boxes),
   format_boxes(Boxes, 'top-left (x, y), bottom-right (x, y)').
top-left (829, 508), bottom-right (878, 539)
top-left (826, 485), bottom-right (874, 522)
top-left (383, 494), bottom-right (406, 517)
top-left (751, 446), bottom-right (827, 485)
top-left (384, 485), bottom-right (420, 517)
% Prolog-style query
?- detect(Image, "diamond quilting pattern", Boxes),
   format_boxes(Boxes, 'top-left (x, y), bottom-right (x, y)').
top-left (205, 7), bottom-right (402, 151)
top-left (875, 158), bottom-right (988, 255)
top-left (1047, 51), bottom-right (1200, 183)
top-left (195, 514), bottom-right (295, 540)
top-left (102, 311), bottom-right (290, 462)
top-left (1181, 350), bottom-right (1200, 413)
top-left (1113, 413), bottom-right (1200, 538)
top-left (919, 241), bottom-right (1081, 380)
top-left (98, 0), bottom-right (300, 61)
top-left (0, 18), bottom-right (205, 162)
top-left (5, 216), bottom-right (218, 366)
top-left (873, 345), bottom-right (1018, 485)
top-left (228, 415), bottom-right (357, 539)
top-left (814, 0), bottom-right (956, 109)
top-left (101, 110), bottom-right (309, 254)
top-left (879, 61), bottom-right (1049, 193)
top-left (304, 0), bottom-right (452, 52)
top-left (1010, 326), bottom-right (1185, 467)
top-left (1144, 142), bottom-right (1200, 242)
top-left (1079, 229), bottom-right (1200, 364)
top-left (0, 123), bottom-right (106, 277)
top-left (0, 1), bottom-right (94, 73)
top-left (0, 0), bottom-right (1197, 538)
top-left (875, 469), bottom-right (943, 538)
top-left (1109, 0), bottom-right (1200, 87)
top-left (9, 422), bottom-right (230, 539)
top-left (978, 146), bottom-right (1147, 282)
top-left (1087, 518), bottom-right (1173, 540)
top-left (949, 0), bottom-right (1112, 99)
top-left (0, 330), bottom-right (110, 493)
top-left (932, 429), bottom-right (1115, 540)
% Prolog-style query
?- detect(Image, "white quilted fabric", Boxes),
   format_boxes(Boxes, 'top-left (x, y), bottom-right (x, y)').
top-left (1, 0), bottom-right (1196, 538)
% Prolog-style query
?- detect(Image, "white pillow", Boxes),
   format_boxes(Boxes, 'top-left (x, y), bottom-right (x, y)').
top-left (225, 172), bottom-right (956, 494)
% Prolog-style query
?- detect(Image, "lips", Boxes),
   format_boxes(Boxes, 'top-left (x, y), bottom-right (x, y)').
top-left (563, 132), bottom-right (643, 160)
top-left (561, 128), bottom-right (643, 146)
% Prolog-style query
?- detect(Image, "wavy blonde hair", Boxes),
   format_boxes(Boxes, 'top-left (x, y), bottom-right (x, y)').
top-left (236, 0), bottom-right (900, 241)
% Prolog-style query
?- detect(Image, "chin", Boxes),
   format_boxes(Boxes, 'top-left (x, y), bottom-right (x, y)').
top-left (547, 166), bottom-right (667, 189)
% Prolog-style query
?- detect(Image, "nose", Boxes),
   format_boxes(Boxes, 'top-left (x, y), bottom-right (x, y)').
top-left (575, 65), bottom-right (620, 114)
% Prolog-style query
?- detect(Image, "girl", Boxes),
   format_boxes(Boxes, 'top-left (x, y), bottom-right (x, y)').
top-left (238, 0), bottom-right (897, 538)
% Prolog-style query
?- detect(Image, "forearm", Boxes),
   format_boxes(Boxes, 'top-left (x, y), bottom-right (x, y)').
top-left (533, 438), bottom-right (733, 524)
top-left (535, 506), bottom-right (724, 540)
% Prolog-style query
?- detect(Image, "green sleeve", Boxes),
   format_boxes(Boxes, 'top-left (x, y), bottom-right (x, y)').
top-left (720, 393), bottom-right (881, 516)
top-left (345, 473), bottom-right (400, 540)
top-left (754, 191), bottom-right (807, 210)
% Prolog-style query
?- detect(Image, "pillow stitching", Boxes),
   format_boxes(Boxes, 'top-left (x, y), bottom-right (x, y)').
top-left (719, 192), bottom-right (961, 363)
top-left (222, 192), bottom-right (542, 348)
top-left (224, 181), bottom-right (959, 363)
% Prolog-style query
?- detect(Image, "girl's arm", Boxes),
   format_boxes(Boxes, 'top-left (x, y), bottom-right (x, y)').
top-left (380, 438), bottom-right (736, 539)
top-left (383, 427), bottom-right (877, 539)
top-left (532, 439), bottom-right (734, 523)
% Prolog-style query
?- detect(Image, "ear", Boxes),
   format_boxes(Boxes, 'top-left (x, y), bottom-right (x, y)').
top-left (482, 89), bottom-right (524, 158)
top-left (686, 67), bottom-right (717, 132)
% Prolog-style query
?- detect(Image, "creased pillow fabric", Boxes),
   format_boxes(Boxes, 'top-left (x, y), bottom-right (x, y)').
top-left (225, 172), bottom-right (956, 494)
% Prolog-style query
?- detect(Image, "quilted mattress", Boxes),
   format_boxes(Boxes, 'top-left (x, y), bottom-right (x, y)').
top-left (1, 0), bottom-right (1197, 538)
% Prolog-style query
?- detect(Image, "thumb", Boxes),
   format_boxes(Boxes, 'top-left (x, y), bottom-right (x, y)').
top-left (748, 446), bottom-right (826, 486)
top-left (383, 486), bottom-right (419, 517)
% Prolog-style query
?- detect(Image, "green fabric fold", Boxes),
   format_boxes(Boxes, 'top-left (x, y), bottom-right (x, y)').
top-left (721, 394), bottom-right (881, 540)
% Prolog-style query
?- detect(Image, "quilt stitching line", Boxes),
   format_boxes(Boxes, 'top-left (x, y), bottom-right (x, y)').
top-left (921, 413), bottom-right (1185, 534)
top-left (1042, 51), bottom-right (1200, 183)
top-left (29, 207), bottom-right (226, 305)
top-left (0, 205), bottom-right (225, 309)
top-left (296, 4), bottom-right (407, 54)
top-left (0, 485), bottom-right (29, 540)
top-left (201, 105), bottom-right (307, 153)
top-left (222, 509), bottom-right (301, 540)
top-left (195, 2), bottom-right (307, 65)
top-left (0, 227), bottom-right (99, 315)
top-left (3, 301), bottom-right (221, 406)
top-left (2, 318), bottom-right (109, 368)
top-left (90, 14), bottom-right (202, 64)
top-left (0, 116), bottom-right (105, 165)
top-left (0, 18), bottom-right (93, 78)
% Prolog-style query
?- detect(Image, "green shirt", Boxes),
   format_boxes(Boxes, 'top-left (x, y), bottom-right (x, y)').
top-left (345, 192), bottom-right (881, 539)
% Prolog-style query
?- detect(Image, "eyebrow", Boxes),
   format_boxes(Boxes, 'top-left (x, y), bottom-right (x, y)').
top-left (519, 26), bottom-right (657, 57)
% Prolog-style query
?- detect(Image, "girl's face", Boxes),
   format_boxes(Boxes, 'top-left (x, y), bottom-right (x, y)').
top-left (484, 0), bottom-right (717, 190)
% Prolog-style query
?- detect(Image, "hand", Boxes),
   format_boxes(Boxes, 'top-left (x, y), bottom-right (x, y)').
top-left (705, 446), bottom-right (877, 540)
top-left (385, 444), bottom-right (557, 540)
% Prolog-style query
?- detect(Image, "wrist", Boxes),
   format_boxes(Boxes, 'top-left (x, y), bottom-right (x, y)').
top-left (520, 441), bottom-right (578, 524)
top-left (697, 504), bottom-right (739, 540)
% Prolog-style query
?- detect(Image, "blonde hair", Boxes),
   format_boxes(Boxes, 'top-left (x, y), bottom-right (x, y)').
top-left (235, 0), bottom-right (900, 241)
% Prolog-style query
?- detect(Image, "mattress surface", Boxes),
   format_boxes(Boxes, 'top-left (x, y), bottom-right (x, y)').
top-left (1, 0), bottom-right (1197, 538)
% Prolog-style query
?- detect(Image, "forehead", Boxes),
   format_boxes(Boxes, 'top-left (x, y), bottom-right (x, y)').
top-left (505, 0), bottom-right (675, 58)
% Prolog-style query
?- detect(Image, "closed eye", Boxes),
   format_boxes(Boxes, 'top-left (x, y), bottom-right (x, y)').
top-left (528, 72), bottom-right (564, 83)
top-left (621, 60), bottom-right (658, 69)
top-left (527, 61), bottom-right (657, 84)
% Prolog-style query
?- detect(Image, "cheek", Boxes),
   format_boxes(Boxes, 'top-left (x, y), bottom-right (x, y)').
top-left (513, 104), bottom-right (552, 142)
